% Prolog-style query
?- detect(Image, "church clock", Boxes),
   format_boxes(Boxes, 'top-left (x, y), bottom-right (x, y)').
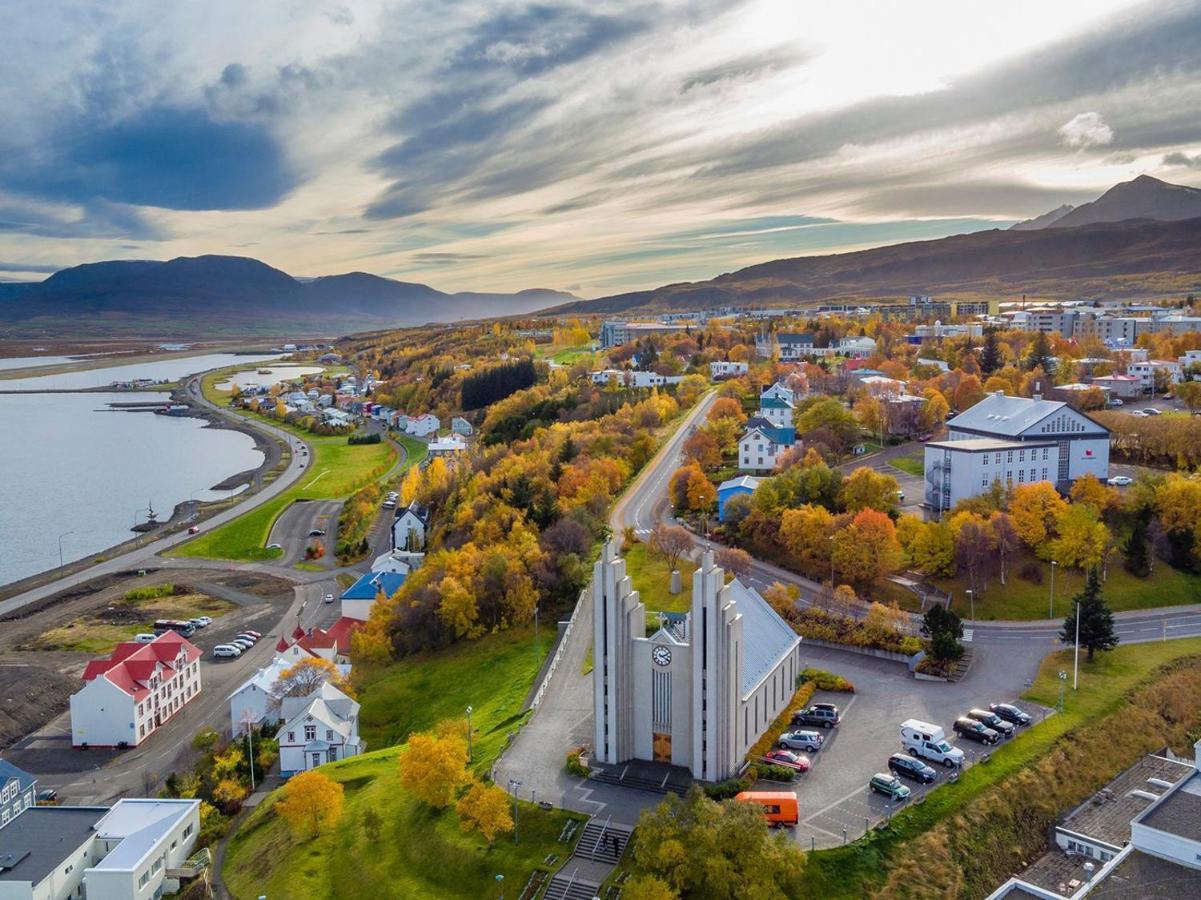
top-left (652, 645), bottom-right (672, 667)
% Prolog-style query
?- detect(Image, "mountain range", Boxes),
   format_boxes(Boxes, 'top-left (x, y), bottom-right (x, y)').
top-left (550, 176), bottom-right (1201, 316)
top-left (0, 256), bottom-right (577, 337)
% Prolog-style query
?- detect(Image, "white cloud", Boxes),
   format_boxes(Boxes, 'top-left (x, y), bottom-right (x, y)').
top-left (1059, 111), bottom-right (1114, 149)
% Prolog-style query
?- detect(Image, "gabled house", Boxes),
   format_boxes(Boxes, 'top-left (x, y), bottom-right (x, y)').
top-left (755, 395), bottom-right (794, 428)
top-left (427, 436), bottom-right (467, 458)
top-left (339, 570), bottom-right (407, 622)
top-left (275, 620), bottom-right (358, 668)
top-left (392, 503), bottom-right (429, 551)
top-left (451, 416), bottom-right (474, 436)
top-left (278, 683), bottom-right (363, 775)
top-left (0, 760), bottom-right (36, 827)
top-left (717, 475), bottom-right (762, 521)
top-left (738, 418), bottom-right (798, 473)
top-left (760, 381), bottom-right (796, 405)
top-left (70, 632), bottom-right (202, 748)
top-left (228, 657), bottom-right (291, 736)
top-left (709, 361), bottom-right (748, 379)
top-left (405, 414), bottom-right (440, 437)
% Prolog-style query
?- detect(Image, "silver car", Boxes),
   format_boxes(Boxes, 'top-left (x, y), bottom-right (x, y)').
top-left (777, 729), bottom-right (825, 752)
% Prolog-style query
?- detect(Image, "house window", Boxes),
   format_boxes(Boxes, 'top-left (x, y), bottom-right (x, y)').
top-left (305, 725), bottom-right (316, 741)
top-left (326, 729), bottom-right (334, 741)
top-left (138, 872), bottom-right (149, 888)
top-left (183, 823), bottom-right (193, 839)
top-left (312, 752), bottom-right (322, 768)
top-left (287, 731), bottom-right (295, 742)
top-left (328, 747), bottom-right (338, 762)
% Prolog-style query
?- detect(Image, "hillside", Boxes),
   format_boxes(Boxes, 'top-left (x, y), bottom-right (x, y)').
top-left (547, 215), bottom-right (1201, 316)
top-left (0, 255), bottom-right (578, 337)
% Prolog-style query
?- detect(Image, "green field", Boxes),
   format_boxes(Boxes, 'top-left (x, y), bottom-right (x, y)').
top-left (171, 424), bottom-right (397, 561)
top-left (928, 551), bottom-right (1201, 620)
top-left (223, 626), bottom-right (574, 900)
top-left (889, 454), bottom-right (924, 477)
top-left (795, 636), bottom-right (1201, 897)
top-left (622, 542), bottom-right (698, 629)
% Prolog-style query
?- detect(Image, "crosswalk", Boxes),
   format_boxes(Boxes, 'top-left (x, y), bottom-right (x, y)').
top-left (963, 629), bottom-right (974, 642)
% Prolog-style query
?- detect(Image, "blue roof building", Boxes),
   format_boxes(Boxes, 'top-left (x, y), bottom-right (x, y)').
top-left (717, 475), bottom-right (762, 521)
top-left (341, 570), bottom-right (407, 601)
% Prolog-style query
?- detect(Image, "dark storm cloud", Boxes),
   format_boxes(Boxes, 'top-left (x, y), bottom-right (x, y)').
top-left (0, 198), bottom-right (159, 240)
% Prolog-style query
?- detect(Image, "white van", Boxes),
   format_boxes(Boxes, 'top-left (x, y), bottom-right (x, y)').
top-left (213, 644), bottom-right (242, 659)
top-left (900, 719), bottom-right (965, 768)
top-left (133, 633), bottom-right (157, 644)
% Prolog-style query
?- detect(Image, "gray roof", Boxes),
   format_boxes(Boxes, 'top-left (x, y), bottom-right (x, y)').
top-left (1139, 772), bottom-right (1201, 843)
top-left (1088, 849), bottom-right (1201, 898)
top-left (0, 761), bottom-right (36, 793)
top-left (0, 807), bottom-right (105, 885)
top-left (926, 438), bottom-right (1056, 452)
top-left (1061, 755), bottom-right (1193, 847)
top-left (726, 579), bottom-right (800, 696)
top-left (948, 392), bottom-right (1106, 437)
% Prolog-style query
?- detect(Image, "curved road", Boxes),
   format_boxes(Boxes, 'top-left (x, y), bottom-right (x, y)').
top-left (0, 373), bottom-right (314, 618)
top-left (612, 396), bottom-right (1201, 648)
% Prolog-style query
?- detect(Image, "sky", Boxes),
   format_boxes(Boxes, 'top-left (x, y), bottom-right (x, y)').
top-left (2, 0), bottom-right (1201, 299)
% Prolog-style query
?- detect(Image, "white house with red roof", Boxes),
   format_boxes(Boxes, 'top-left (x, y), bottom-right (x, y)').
top-left (274, 620), bottom-right (358, 668)
top-left (69, 632), bottom-right (202, 748)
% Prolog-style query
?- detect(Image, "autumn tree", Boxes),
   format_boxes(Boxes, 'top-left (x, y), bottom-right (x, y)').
top-left (669, 464), bottom-right (716, 513)
top-left (456, 780), bottom-right (514, 844)
top-left (954, 515), bottom-right (996, 599)
top-left (650, 523), bottom-right (693, 572)
top-left (1050, 505), bottom-right (1110, 571)
top-left (908, 520), bottom-right (956, 578)
top-left (1025, 331), bottom-right (1055, 373)
top-left (853, 394), bottom-right (885, 438)
top-left (1176, 380), bottom-right (1201, 413)
top-left (437, 574), bottom-right (481, 639)
top-left (953, 374), bottom-right (985, 412)
top-left (276, 770), bottom-right (345, 838)
top-left (1060, 570), bottom-right (1118, 661)
top-left (273, 657), bottom-right (355, 703)
top-left (990, 511), bottom-right (1020, 584)
top-left (763, 581), bottom-right (800, 619)
top-left (682, 430), bottom-right (722, 470)
top-left (399, 465), bottom-right (421, 506)
top-left (1010, 482), bottom-right (1068, 555)
top-left (707, 396), bottom-right (747, 425)
top-left (1069, 473), bottom-right (1113, 514)
top-left (398, 727), bottom-right (471, 808)
top-left (831, 508), bottom-right (904, 587)
top-left (839, 466), bottom-right (900, 514)
top-left (778, 505), bottom-right (835, 574)
top-left (714, 546), bottom-right (752, 580)
top-left (920, 388), bottom-right (950, 432)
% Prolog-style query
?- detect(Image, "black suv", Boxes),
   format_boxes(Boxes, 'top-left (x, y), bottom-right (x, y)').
top-left (967, 708), bottom-right (1014, 737)
top-left (887, 753), bottom-right (937, 784)
top-left (989, 703), bottom-right (1032, 727)
top-left (792, 703), bottom-right (840, 729)
top-left (953, 717), bottom-right (999, 745)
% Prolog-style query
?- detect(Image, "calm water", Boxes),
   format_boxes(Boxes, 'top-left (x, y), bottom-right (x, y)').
top-left (0, 355), bottom-right (78, 371)
top-left (214, 364), bottom-right (324, 392)
top-left (0, 392), bottom-right (264, 586)
top-left (0, 352), bottom-right (282, 390)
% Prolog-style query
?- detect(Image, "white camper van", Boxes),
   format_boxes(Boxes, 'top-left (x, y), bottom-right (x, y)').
top-left (899, 719), bottom-right (965, 768)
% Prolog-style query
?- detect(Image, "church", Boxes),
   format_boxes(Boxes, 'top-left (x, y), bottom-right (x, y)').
top-left (592, 541), bottom-right (802, 783)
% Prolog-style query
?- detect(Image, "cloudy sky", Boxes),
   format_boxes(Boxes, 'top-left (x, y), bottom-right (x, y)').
top-left (2, 0), bottom-right (1200, 298)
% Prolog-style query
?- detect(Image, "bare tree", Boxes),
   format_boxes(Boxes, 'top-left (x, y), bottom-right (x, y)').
top-left (714, 546), bottom-right (752, 580)
top-left (955, 520), bottom-right (995, 600)
top-left (650, 522), bottom-right (693, 572)
top-left (990, 513), bottom-right (1019, 585)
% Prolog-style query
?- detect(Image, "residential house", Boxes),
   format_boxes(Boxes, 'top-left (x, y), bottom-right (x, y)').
top-left (838, 336), bottom-right (878, 358)
top-left (70, 632), bottom-right (202, 748)
top-left (274, 620), bottom-right (358, 668)
top-left (227, 657), bottom-right (290, 736)
top-left (709, 361), bottom-right (748, 379)
top-left (755, 395), bottom-right (795, 428)
top-left (405, 414), bottom-right (440, 437)
top-left (856, 374), bottom-right (907, 396)
top-left (278, 683), bottom-right (363, 776)
top-left (916, 357), bottom-right (950, 373)
top-left (0, 799), bottom-right (201, 900)
top-left (451, 416), bottom-right (474, 436)
top-left (738, 419), bottom-right (798, 473)
top-left (717, 475), bottom-right (762, 521)
top-left (882, 393), bottom-right (928, 437)
top-left (1128, 359), bottom-right (1182, 392)
top-left (392, 502), bottom-right (429, 551)
top-left (427, 436), bottom-right (467, 458)
top-left (1090, 374), bottom-right (1141, 399)
top-left (0, 760), bottom-right (36, 827)
top-left (760, 381), bottom-right (797, 405)
top-left (339, 570), bottom-right (408, 622)
top-left (369, 548), bottom-right (425, 576)
top-left (756, 332), bottom-right (818, 360)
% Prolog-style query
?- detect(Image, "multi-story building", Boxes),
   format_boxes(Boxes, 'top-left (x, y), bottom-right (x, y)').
top-left (228, 657), bottom-right (290, 736)
top-left (0, 760), bottom-right (36, 827)
top-left (709, 361), bottom-right (748, 379)
top-left (738, 418), bottom-right (798, 473)
top-left (1128, 359), bottom-right (1182, 391)
top-left (755, 395), bottom-right (794, 428)
top-left (70, 632), bottom-right (202, 748)
top-left (756, 332), bottom-right (818, 360)
top-left (924, 438), bottom-right (1060, 513)
top-left (600, 321), bottom-right (692, 348)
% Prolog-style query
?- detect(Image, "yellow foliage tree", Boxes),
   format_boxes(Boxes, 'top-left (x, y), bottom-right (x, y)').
top-left (455, 780), bottom-right (514, 844)
top-left (399, 465), bottom-right (421, 506)
top-left (275, 656), bottom-right (355, 700)
top-left (778, 505), bottom-right (835, 572)
top-left (437, 574), bottom-right (481, 639)
top-left (275, 770), bottom-right (345, 838)
top-left (1009, 481), bottom-right (1068, 556)
top-left (398, 729), bottom-right (471, 808)
top-left (212, 778), bottom-right (248, 807)
top-left (1050, 505), bottom-right (1110, 570)
top-left (1069, 473), bottom-right (1113, 513)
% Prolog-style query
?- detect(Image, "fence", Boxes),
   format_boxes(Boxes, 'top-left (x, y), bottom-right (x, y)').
top-left (529, 582), bottom-right (590, 710)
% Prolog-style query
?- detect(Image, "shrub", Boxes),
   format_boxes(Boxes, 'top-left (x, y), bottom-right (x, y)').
top-left (1018, 561), bottom-right (1044, 584)
top-left (123, 583), bottom-right (178, 601)
top-left (757, 763), bottom-right (799, 783)
top-left (798, 667), bottom-right (856, 692)
top-left (745, 682), bottom-right (815, 763)
top-left (566, 748), bottom-right (589, 778)
top-left (703, 775), bottom-right (753, 800)
top-left (790, 608), bottom-right (922, 656)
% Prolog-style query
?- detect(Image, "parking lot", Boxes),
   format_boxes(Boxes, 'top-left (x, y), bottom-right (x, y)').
top-left (753, 643), bottom-right (1055, 849)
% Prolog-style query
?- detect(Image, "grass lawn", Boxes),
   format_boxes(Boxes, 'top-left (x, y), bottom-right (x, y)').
top-left (622, 542), bottom-right (698, 629)
top-left (536, 345), bottom-right (594, 365)
top-left (355, 626), bottom-right (551, 764)
top-left (889, 454), bottom-right (924, 477)
top-left (171, 425), bottom-right (396, 561)
top-left (224, 626), bottom-right (575, 900)
top-left (25, 591), bottom-right (234, 653)
top-left (796, 636), bottom-right (1201, 897)
top-left (929, 551), bottom-right (1201, 620)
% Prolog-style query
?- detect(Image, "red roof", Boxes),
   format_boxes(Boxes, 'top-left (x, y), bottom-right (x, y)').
top-left (280, 618), bottom-right (361, 658)
top-left (81, 632), bottom-right (201, 699)
top-left (292, 624), bottom-right (307, 640)
top-left (275, 636), bottom-right (290, 652)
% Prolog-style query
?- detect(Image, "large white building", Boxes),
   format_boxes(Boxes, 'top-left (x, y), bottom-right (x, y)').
top-left (592, 543), bottom-right (802, 783)
top-left (70, 633), bottom-right (202, 748)
top-left (925, 393), bottom-right (1109, 510)
top-left (0, 799), bottom-right (201, 900)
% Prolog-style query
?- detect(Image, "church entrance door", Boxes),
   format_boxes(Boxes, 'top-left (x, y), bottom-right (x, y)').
top-left (652, 732), bottom-right (671, 762)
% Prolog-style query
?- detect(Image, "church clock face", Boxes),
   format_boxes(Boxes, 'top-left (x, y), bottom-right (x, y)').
top-left (652, 645), bottom-right (672, 667)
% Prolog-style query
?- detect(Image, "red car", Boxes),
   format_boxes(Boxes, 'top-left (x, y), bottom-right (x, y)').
top-left (763, 749), bottom-right (811, 773)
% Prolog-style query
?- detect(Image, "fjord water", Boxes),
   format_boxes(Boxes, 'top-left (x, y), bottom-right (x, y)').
top-left (0, 353), bottom-right (282, 586)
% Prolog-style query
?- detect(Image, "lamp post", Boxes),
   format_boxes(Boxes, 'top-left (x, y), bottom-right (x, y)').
top-left (1048, 560), bottom-right (1058, 619)
top-left (508, 779), bottom-right (522, 843)
top-left (495, 874), bottom-right (504, 900)
top-left (57, 530), bottom-right (75, 568)
top-left (829, 534), bottom-right (836, 594)
top-left (965, 589), bottom-right (975, 621)
top-left (465, 706), bottom-right (473, 762)
top-left (1073, 598), bottom-right (1081, 691)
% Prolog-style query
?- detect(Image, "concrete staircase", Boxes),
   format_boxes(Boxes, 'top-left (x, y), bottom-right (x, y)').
top-left (543, 819), bottom-right (633, 900)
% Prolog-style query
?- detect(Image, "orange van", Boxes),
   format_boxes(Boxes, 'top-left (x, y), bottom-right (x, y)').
top-left (734, 791), bottom-right (799, 827)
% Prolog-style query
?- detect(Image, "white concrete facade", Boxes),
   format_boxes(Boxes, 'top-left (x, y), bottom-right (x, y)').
top-left (278, 684), bottom-right (363, 776)
top-left (925, 438), bottom-right (1060, 512)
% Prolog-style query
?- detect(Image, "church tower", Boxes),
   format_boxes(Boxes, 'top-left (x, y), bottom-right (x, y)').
top-left (689, 550), bottom-right (743, 783)
top-left (592, 541), bottom-right (644, 765)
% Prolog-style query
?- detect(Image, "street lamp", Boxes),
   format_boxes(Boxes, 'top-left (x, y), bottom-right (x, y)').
top-left (508, 779), bottom-right (522, 843)
top-left (465, 706), bottom-right (473, 762)
top-left (1048, 560), bottom-right (1058, 619)
top-left (1073, 597), bottom-right (1081, 691)
top-left (495, 874), bottom-right (504, 900)
top-left (965, 589), bottom-right (975, 621)
top-left (57, 530), bottom-right (75, 568)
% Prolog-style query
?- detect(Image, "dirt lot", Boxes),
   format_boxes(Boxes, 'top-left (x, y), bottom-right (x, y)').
top-left (0, 568), bottom-right (295, 750)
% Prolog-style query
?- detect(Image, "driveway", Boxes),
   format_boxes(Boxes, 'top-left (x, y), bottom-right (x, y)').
top-left (268, 499), bottom-right (342, 566)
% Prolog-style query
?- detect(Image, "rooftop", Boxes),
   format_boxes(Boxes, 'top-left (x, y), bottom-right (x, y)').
top-left (0, 806), bottom-right (106, 885)
top-left (1139, 771), bottom-right (1201, 843)
top-left (0, 760), bottom-right (36, 793)
top-left (948, 392), bottom-right (1073, 437)
top-left (1060, 754), bottom-right (1193, 848)
top-left (341, 570), bottom-right (407, 601)
top-left (1087, 849), bottom-right (1201, 898)
top-left (91, 799), bottom-right (199, 871)
top-left (725, 577), bottom-right (800, 697)
top-left (926, 438), bottom-right (1053, 452)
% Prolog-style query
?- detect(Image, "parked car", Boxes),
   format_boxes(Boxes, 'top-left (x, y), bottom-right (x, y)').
top-left (235, 633), bottom-right (259, 644)
top-left (133, 633), bottom-right (157, 644)
top-left (966, 708), bottom-right (1015, 737)
top-left (899, 719), bottom-right (964, 768)
top-left (323, 593), bottom-right (335, 604)
top-left (763, 749), bottom-right (811, 773)
top-left (869, 772), bottom-right (912, 801)
top-left (1107, 475), bottom-right (1133, 487)
top-left (240, 629), bottom-right (260, 638)
top-left (188, 616), bottom-right (212, 628)
top-left (188, 525), bottom-right (200, 534)
top-left (953, 717), bottom-right (1000, 745)
top-left (36, 789), bottom-right (58, 805)
top-left (887, 753), bottom-right (937, 784)
top-left (1132, 410), bottom-right (1149, 417)
top-left (308, 529), bottom-right (325, 537)
top-left (777, 730), bottom-right (824, 752)
top-left (989, 703), bottom-right (1033, 727)
top-left (792, 703), bottom-right (841, 729)
top-left (266, 543), bottom-right (283, 550)
top-left (213, 645), bottom-right (242, 659)
top-left (229, 638), bottom-right (254, 651)
top-left (1108, 398), bottom-right (1124, 407)
top-left (1143, 407), bottom-right (1162, 416)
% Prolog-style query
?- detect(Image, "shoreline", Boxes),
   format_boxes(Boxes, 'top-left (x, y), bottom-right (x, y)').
top-left (0, 375), bottom-right (290, 602)
top-left (0, 343), bottom-right (282, 382)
